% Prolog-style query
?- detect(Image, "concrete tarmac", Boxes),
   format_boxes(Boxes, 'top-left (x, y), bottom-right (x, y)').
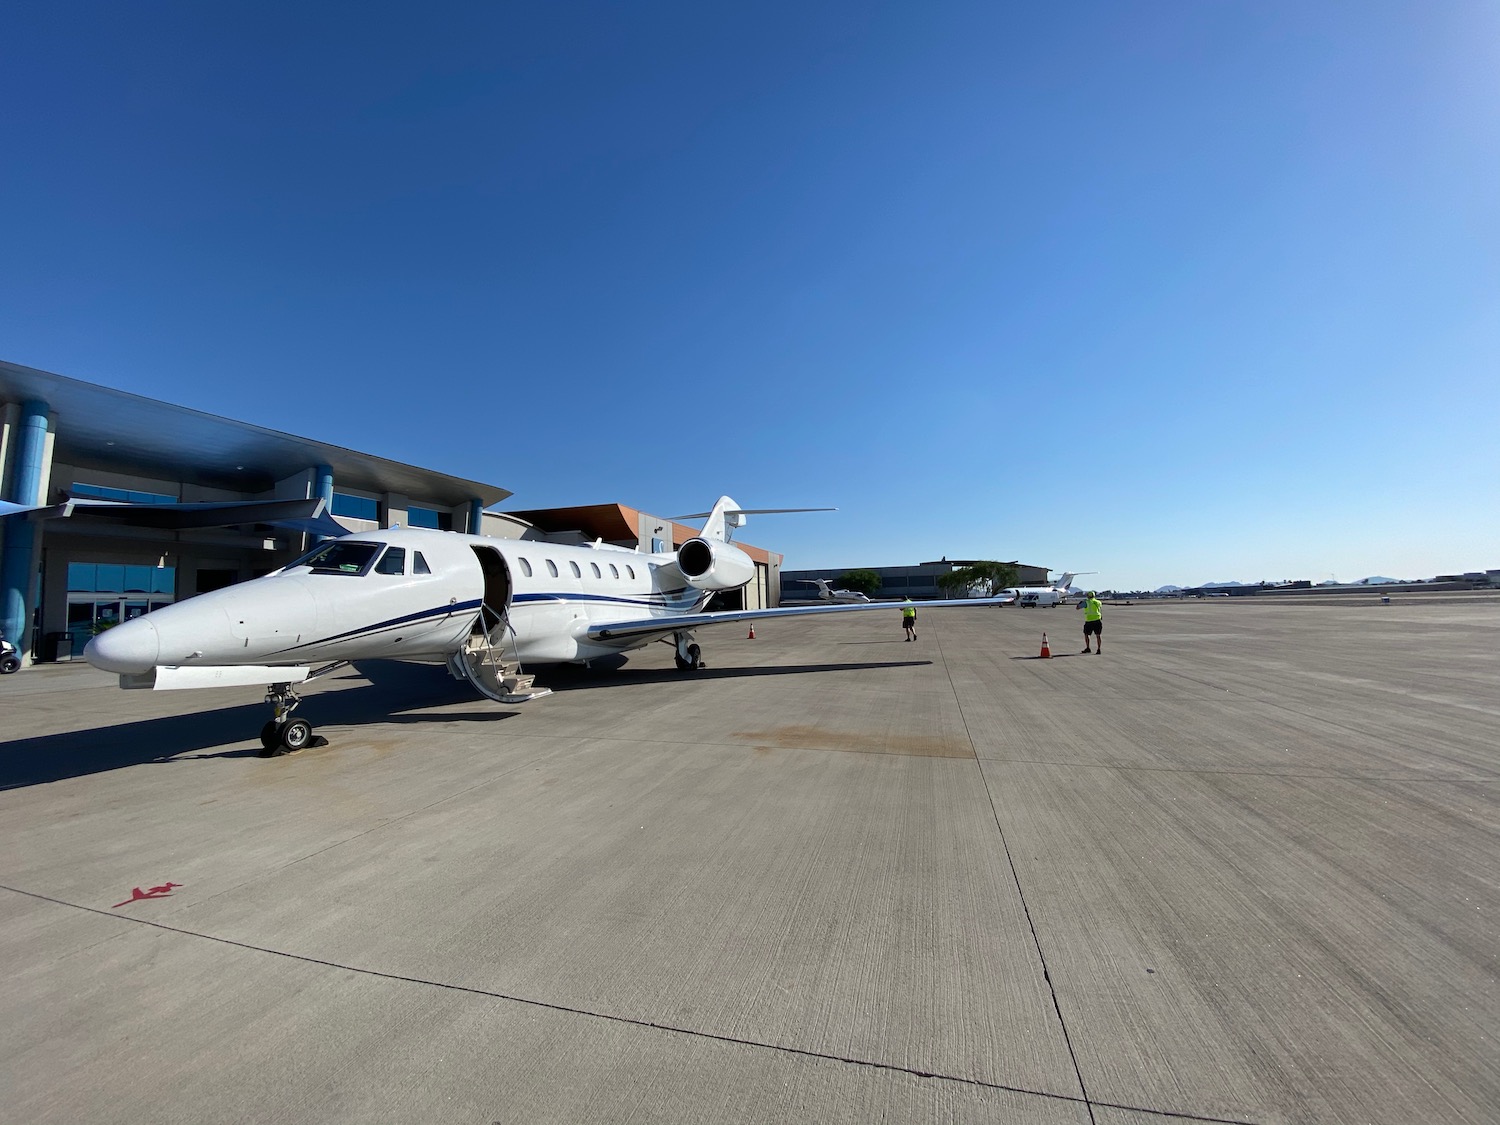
top-left (1, 596), bottom-right (1496, 1124)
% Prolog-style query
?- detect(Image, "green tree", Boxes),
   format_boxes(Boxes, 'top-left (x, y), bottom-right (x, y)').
top-left (938, 561), bottom-right (1019, 598)
top-left (837, 569), bottom-right (882, 597)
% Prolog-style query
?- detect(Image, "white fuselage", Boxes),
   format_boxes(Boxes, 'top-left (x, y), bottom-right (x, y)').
top-left (86, 527), bottom-right (712, 677)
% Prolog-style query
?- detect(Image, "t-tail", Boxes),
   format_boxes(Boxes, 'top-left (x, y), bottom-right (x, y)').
top-left (671, 497), bottom-right (837, 544)
top-left (1055, 572), bottom-right (1078, 590)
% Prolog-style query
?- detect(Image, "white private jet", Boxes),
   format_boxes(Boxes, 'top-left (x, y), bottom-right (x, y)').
top-left (1001, 572), bottom-right (1094, 608)
top-left (796, 578), bottom-right (872, 604)
top-left (85, 496), bottom-right (1007, 755)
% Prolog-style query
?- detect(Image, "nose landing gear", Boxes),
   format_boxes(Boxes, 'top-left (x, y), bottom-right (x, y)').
top-left (256, 662), bottom-right (345, 756)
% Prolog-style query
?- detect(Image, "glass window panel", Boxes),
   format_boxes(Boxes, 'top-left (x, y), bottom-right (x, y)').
top-left (545, 560), bottom-right (558, 577)
top-left (413, 552), bottom-right (431, 575)
top-left (519, 558), bottom-right (533, 577)
top-left (407, 506), bottom-right (440, 529)
top-left (590, 563), bottom-right (601, 578)
top-left (609, 564), bottom-right (619, 578)
top-left (95, 564), bottom-right (125, 592)
top-left (123, 565), bottom-right (153, 592)
top-left (375, 547), bottom-right (406, 575)
top-left (331, 493), bottom-right (379, 520)
top-left (148, 600), bottom-right (172, 613)
top-left (626, 565), bottom-right (635, 580)
top-left (67, 563), bottom-right (97, 592)
top-left (152, 567), bottom-right (175, 594)
top-left (569, 561), bottom-right (581, 577)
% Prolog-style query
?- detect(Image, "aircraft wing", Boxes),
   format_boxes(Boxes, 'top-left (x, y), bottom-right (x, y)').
top-left (588, 596), bottom-right (1008, 642)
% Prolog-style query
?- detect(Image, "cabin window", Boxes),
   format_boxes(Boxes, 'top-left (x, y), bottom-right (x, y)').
top-left (590, 563), bottom-right (601, 579)
top-left (545, 559), bottom-right (559, 578)
top-left (413, 551), bottom-right (432, 575)
top-left (625, 565), bottom-right (635, 580)
top-left (569, 561), bottom-right (581, 577)
top-left (375, 547), bottom-right (407, 575)
top-left (289, 540), bottom-right (381, 576)
top-left (519, 557), bottom-right (533, 577)
top-left (609, 564), bottom-right (619, 579)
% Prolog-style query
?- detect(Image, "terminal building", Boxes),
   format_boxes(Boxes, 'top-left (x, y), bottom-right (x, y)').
top-left (0, 360), bottom-right (780, 667)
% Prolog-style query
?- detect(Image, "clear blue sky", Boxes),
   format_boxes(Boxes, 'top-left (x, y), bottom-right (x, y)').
top-left (3, 2), bottom-right (1496, 589)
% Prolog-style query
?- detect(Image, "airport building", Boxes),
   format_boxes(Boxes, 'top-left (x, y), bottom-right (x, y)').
top-left (0, 360), bottom-right (780, 667)
top-left (781, 560), bottom-right (1050, 601)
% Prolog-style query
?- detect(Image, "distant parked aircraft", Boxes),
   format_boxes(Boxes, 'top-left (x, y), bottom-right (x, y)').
top-left (796, 578), bottom-right (872, 604)
top-left (1001, 572), bottom-right (1094, 608)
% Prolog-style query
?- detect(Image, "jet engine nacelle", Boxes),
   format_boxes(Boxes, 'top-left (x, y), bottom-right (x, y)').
top-left (676, 537), bottom-right (755, 591)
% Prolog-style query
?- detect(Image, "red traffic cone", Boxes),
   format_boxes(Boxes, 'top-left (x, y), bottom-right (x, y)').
top-left (1040, 632), bottom-right (1051, 658)
top-left (747, 623), bottom-right (756, 639)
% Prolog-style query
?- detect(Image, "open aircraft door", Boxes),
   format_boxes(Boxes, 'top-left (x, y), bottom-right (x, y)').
top-left (448, 544), bottom-right (535, 703)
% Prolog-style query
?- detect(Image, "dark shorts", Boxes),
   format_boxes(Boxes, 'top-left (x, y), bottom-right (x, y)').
top-left (903, 616), bottom-right (916, 627)
top-left (1084, 619), bottom-right (1102, 636)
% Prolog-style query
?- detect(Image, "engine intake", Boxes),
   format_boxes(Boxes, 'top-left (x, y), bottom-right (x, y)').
top-left (677, 537), bottom-right (755, 591)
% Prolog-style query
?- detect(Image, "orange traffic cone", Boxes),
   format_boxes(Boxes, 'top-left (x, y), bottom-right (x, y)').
top-left (747, 623), bottom-right (756, 639)
top-left (1039, 632), bottom-right (1051, 658)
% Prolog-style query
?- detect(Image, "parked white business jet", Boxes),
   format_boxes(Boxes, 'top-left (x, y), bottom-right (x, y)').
top-left (1001, 572), bottom-right (1094, 608)
top-left (797, 578), bottom-right (872, 604)
top-left (86, 497), bottom-right (1006, 755)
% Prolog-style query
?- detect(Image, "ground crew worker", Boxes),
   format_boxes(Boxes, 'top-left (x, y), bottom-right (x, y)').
top-left (902, 599), bottom-right (917, 641)
top-left (1082, 591), bottom-right (1103, 654)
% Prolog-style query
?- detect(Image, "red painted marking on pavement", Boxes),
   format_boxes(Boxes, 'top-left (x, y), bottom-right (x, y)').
top-left (111, 882), bottom-right (182, 909)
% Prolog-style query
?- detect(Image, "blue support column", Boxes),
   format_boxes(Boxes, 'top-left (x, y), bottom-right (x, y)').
top-left (1, 401), bottom-right (51, 652)
top-left (314, 465), bottom-right (334, 541)
top-left (468, 499), bottom-right (483, 535)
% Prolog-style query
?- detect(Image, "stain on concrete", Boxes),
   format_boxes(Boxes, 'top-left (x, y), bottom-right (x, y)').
top-left (732, 724), bottom-right (974, 759)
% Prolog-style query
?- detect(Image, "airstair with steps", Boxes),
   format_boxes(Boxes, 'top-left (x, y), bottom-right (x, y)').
top-left (448, 608), bottom-right (552, 704)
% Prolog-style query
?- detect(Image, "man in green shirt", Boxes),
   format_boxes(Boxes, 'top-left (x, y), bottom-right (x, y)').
top-left (1081, 592), bottom-right (1103, 654)
top-left (902, 599), bottom-right (917, 641)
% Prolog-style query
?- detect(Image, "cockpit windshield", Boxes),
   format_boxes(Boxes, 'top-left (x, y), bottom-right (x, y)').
top-left (287, 541), bottom-right (382, 576)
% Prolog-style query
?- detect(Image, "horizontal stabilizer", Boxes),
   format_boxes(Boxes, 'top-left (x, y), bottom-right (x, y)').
top-left (669, 507), bottom-right (837, 519)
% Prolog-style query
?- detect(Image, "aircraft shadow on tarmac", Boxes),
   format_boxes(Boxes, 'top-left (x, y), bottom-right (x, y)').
top-left (3, 659), bottom-right (931, 789)
top-left (536, 658), bottom-right (931, 692)
top-left (0, 663), bottom-right (502, 790)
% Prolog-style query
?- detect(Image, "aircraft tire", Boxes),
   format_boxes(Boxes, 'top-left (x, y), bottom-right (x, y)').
top-left (280, 719), bottom-right (313, 753)
top-left (258, 721), bottom-right (281, 753)
top-left (688, 643), bottom-right (703, 670)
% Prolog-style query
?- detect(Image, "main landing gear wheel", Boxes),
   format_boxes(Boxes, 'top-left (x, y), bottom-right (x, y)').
top-left (674, 642), bottom-right (704, 671)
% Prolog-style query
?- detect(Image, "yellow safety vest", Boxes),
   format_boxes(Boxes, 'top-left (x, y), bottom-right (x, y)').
top-left (1084, 598), bottom-right (1102, 621)
top-left (902, 605), bottom-right (916, 619)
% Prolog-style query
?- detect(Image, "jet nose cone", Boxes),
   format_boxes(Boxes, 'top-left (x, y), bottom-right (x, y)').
top-left (85, 619), bottom-right (161, 674)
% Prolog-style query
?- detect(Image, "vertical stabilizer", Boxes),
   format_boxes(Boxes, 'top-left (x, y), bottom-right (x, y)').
top-left (1055, 573), bottom-right (1078, 591)
top-left (698, 496), bottom-right (743, 542)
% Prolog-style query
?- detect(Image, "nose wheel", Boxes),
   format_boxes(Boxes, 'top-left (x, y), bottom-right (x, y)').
top-left (258, 681), bottom-right (312, 756)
